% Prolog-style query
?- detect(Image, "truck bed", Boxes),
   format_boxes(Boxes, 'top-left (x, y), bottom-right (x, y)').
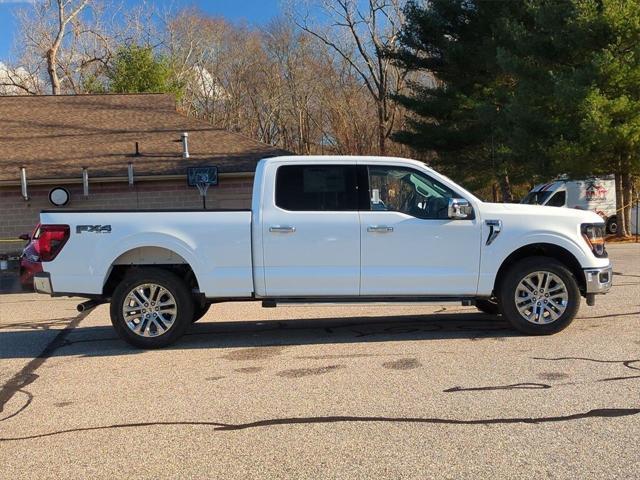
top-left (40, 210), bottom-right (254, 297)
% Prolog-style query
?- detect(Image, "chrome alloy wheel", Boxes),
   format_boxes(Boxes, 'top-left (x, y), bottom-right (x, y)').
top-left (122, 283), bottom-right (178, 337)
top-left (514, 271), bottom-right (569, 324)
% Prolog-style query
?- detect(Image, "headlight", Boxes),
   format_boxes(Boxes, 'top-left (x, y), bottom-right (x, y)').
top-left (581, 223), bottom-right (607, 258)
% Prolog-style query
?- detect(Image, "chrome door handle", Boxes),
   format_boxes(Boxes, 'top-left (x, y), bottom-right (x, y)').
top-left (269, 225), bottom-right (296, 233)
top-left (367, 225), bottom-right (394, 233)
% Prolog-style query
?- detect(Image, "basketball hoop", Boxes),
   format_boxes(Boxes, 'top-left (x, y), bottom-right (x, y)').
top-left (187, 166), bottom-right (218, 210)
top-left (196, 182), bottom-right (210, 198)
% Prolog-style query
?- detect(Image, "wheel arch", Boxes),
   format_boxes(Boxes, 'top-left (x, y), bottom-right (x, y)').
top-left (102, 246), bottom-right (200, 297)
top-left (493, 243), bottom-right (586, 295)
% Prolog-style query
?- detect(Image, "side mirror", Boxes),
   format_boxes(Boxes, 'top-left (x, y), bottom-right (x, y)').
top-left (18, 234), bottom-right (30, 241)
top-left (448, 198), bottom-right (473, 219)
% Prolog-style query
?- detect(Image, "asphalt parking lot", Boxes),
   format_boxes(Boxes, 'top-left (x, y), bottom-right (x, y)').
top-left (0, 244), bottom-right (638, 479)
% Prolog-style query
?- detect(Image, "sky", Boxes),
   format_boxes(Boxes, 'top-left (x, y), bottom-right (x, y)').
top-left (0, 0), bottom-right (283, 60)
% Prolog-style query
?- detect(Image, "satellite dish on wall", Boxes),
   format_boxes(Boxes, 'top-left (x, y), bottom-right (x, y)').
top-left (49, 187), bottom-right (70, 207)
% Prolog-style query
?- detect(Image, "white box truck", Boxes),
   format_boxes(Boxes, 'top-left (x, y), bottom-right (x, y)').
top-left (522, 176), bottom-right (618, 234)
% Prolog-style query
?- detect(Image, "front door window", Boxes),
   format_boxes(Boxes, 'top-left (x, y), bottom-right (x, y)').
top-left (368, 166), bottom-right (457, 219)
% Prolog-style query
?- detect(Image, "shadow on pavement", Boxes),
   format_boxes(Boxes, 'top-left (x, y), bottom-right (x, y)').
top-left (0, 272), bottom-right (28, 295)
top-left (0, 312), bottom-right (519, 359)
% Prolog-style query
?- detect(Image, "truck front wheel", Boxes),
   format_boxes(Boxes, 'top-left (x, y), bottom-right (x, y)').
top-left (110, 268), bottom-right (194, 348)
top-left (498, 257), bottom-right (580, 335)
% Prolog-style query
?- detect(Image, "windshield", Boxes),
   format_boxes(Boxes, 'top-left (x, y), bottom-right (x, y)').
top-left (521, 191), bottom-right (553, 205)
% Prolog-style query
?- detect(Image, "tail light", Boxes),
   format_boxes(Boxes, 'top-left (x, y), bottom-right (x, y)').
top-left (34, 224), bottom-right (70, 262)
top-left (581, 223), bottom-right (607, 258)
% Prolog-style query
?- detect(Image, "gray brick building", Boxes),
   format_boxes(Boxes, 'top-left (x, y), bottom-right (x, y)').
top-left (0, 93), bottom-right (287, 254)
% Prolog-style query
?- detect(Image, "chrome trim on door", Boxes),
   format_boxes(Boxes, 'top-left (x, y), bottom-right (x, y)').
top-left (269, 225), bottom-right (296, 233)
top-left (367, 225), bottom-right (394, 233)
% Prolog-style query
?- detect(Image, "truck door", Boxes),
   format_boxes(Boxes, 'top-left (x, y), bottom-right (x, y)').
top-left (359, 165), bottom-right (482, 296)
top-left (261, 163), bottom-right (362, 297)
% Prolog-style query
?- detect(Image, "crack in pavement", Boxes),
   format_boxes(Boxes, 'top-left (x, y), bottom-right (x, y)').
top-left (577, 311), bottom-right (640, 320)
top-left (1, 407), bottom-right (638, 441)
top-left (444, 383), bottom-right (551, 393)
top-left (0, 310), bottom-right (91, 422)
top-left (533, 356), bottom-right (640, 371)
top-left (442, 356), bottom-right (640, 393)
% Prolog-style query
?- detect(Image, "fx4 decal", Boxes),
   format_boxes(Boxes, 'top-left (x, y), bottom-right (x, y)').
top-left (76, 225), bottom-right (112, 234)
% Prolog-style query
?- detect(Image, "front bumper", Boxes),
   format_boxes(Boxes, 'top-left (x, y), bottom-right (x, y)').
top-left (33, 272), bottom-right (53, 296)
top-left (584, 265), bottom-right (613, 294)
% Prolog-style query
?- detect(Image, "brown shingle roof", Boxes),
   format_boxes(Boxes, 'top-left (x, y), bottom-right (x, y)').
top-left (0, 93), bottom-right (289, 182)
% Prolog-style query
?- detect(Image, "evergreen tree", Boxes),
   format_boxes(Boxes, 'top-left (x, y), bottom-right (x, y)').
top-left (392, 0), bottom-right (527, 201)
top-left (107, 45), bottom-right (181, 95)
top-left (569, 0), bottom-right (640, 236)
top-left (394, 0), bottom-right (638, 232)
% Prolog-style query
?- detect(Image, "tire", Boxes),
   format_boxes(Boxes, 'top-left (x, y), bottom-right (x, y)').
top-left (110, 268), bottom-right (194, 348)
top-left (191, 302), bottom-right (211, 323)
top-left (498, 256), bottom-right (580, 335)
top-left (475, 298), bottom-right (500, 315)
top-left (606, 216), bottom-right (618, 235)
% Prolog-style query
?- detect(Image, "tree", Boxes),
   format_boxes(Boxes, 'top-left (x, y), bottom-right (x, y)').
top-left (0, 62), bottom-right (42, 95)
top-left (391, 0), bottom-right (525, 200)
top-left (391, 0), bottom-right (626, 206)
top-left (107, 44), bottom-right (178, 94)
top-left (165, 9), bottom-right (403, 157)
top-left (14, 0), bottom-right (108, 95)
top-left (292, 0), bottom-right (408, 155)
top-left (511, 0), bottom-right (640, 235)
top-left (571, 0), bottom-right (640, 236)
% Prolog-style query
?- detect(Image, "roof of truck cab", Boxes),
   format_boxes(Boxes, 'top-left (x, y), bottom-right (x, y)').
top-left (263, 155), bottom-right (431, 167)
top-left (0, 93), bottom-right (290, 184)
top-left (262, 155), bottom-right (481, 203)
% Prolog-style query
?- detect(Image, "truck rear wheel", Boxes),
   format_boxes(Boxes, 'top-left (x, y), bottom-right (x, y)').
top-left (606, 216), bottom-right (618, 235)
top-left (498, 257), bottom-right (580, 335)
top-left (110, 268), bottom-right (194, 348)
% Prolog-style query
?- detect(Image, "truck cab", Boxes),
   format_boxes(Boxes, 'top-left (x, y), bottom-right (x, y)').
top-left (34, 156), bottom-right (613, 348)
top-left (252, 157), bottom-right (482, 298)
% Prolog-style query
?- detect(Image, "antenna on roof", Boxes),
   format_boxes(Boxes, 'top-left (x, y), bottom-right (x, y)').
top-left (134, 142), bottom-right (141, 156)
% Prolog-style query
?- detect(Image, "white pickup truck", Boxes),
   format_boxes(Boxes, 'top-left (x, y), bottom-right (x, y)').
top-left (33, 156), bottom-right (612, 348)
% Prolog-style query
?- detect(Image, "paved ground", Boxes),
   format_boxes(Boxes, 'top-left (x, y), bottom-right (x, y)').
top-left (0, 244), bottom-right (638, 479)
top-left (0, 260), bottom-right (22, 295)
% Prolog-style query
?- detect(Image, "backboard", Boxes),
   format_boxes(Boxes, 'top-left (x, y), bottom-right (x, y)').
top-left (187, 166), bottom-right (218, 187)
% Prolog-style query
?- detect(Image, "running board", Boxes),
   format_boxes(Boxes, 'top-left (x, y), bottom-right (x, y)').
top-left (262, 297), bottom-right (475, 308)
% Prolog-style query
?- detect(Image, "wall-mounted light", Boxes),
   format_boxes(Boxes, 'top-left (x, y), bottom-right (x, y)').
top-left (82, 167), bottom-right (89, 197)
top-left (49, 187), bottom-right (70, 207)
top-left (20, 167), bottom-right (29, 201)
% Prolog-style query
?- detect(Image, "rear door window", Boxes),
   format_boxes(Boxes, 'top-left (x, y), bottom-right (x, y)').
top-left (275, 165), bottom-right (359, 211)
